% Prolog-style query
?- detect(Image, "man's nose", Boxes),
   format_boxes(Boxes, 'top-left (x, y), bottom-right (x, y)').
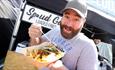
top-left (66, 19), bottom-right (73, 27)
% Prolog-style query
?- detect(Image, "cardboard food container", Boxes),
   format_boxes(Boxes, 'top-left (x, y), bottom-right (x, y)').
top-left (23, 42), bottom-right (65, 69)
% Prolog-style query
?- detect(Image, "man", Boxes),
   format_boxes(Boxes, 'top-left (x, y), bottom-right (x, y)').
top-left (28, 0), bottom-right (98, 70)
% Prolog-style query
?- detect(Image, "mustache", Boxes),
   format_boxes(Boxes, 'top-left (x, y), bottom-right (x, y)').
top-left (62, 25), bottom-right (73, 31)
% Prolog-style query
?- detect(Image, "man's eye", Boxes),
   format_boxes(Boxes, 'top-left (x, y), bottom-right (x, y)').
top-left (64, 15), bottom-right (69, 19)
top-left (75, 19), bottom-right (79, 21)
top-left (75, 19), bottom-right (80, 22)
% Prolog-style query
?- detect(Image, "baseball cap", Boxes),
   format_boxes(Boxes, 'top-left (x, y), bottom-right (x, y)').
top-left (62, 0), bottom-right (87, 18)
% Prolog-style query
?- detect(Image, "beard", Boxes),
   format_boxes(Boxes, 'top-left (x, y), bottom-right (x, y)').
top-left (60, 22), bottom-right (82, 39)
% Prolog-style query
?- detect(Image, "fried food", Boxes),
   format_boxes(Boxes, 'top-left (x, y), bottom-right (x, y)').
top-left (26, 42), bottom-right (64, 63)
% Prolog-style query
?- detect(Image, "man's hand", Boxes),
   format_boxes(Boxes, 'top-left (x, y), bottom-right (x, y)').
top-left (28, 23), bottom-right (42, 45)
top-left (47, 60), bottom-right (69, 70)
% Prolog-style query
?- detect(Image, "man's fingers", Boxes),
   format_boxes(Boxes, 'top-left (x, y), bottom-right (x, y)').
top-left (47, 60), bottom-right (63, 68)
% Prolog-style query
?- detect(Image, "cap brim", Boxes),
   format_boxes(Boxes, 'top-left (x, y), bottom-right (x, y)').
top-left (62, 7), bottom-right (85, 18)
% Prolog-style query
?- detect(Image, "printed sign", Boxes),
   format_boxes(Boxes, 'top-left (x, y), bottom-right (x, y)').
top-left (22, 5), bottom-right (62, 29)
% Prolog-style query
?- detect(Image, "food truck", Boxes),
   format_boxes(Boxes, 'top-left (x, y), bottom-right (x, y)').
top-left (0, 0), bottom-right (115, 70)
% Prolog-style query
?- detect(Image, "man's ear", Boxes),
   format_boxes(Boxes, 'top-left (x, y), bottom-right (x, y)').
top-left (83, 18), bottom-right (86, 23)
top-left (81, 18), bottom-right (86, 25)
top-left (81, 18), bottom-right (86, 28)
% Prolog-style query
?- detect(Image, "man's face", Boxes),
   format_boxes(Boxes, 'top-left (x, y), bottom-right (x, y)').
top-left (60, 9), bottom-right (85, 39)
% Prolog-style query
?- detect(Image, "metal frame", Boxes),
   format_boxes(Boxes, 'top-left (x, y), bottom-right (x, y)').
top-left (9, 0), bottom-right (26, 51)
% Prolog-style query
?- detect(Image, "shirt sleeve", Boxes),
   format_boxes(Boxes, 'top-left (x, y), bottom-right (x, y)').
top-left (41, 26), bottom-right (59, 42)
top-left (77, 41), bottom-right (98, 70)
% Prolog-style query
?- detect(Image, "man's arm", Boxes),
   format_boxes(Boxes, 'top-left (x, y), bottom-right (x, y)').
top-left (28, 23), bottom-right (43, 46)
top-left (28, 23), bottom-right (50, 46)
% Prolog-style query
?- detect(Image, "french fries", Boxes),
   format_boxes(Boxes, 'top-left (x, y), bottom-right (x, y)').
top-left (26, 42), bottom-right (64, 63)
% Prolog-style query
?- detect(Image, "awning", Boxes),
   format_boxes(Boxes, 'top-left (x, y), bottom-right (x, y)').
top-left (86, 10), bottom-right (115, 35)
